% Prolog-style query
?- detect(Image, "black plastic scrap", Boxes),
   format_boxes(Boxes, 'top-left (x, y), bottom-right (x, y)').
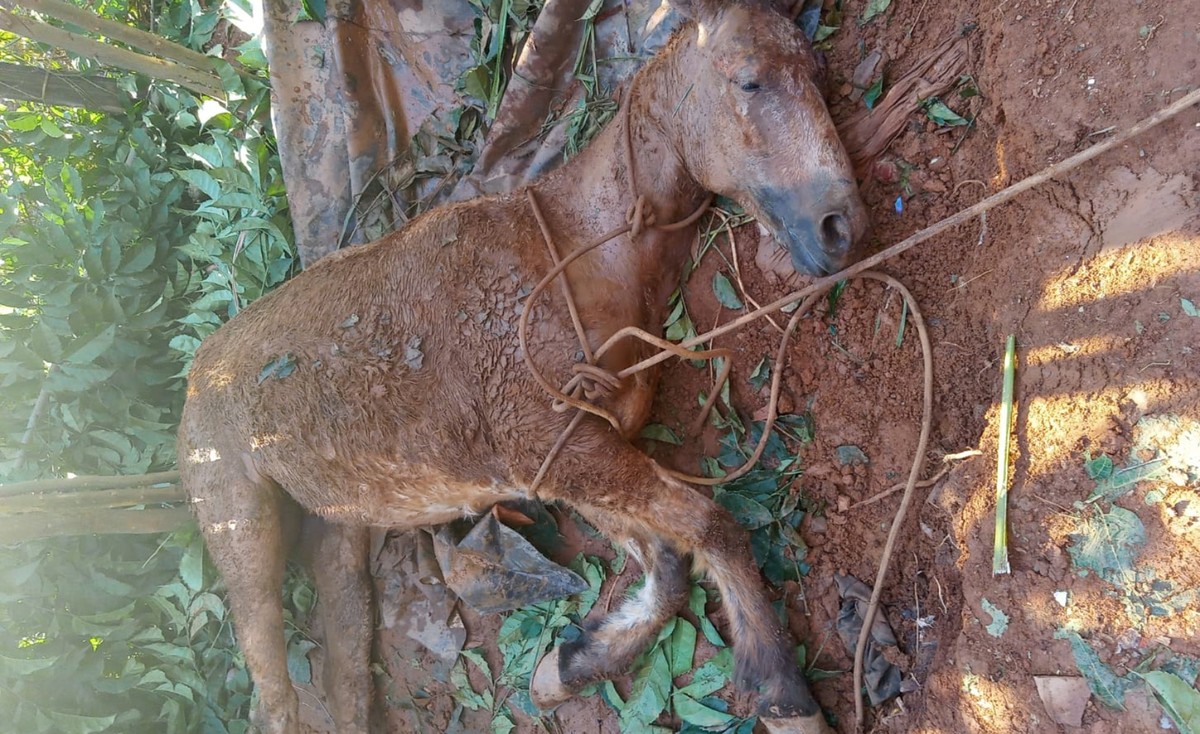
top-left (432, 513), bottom-right (588, 614)
top-left (835, 573), bottom-right (903, 705)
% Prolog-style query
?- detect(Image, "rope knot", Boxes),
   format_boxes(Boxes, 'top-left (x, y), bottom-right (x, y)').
top-left (625, 195), bottom-right (657, 238)
top-left (551, 363), bottom-right (622, 412)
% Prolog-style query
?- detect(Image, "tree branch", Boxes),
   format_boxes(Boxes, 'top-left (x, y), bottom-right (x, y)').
top-left (0, 470), bottom-right (181, 497)
top-left (0, 8), bottom-right (224, 99)
top-left (16, 0), bottom-right (223, 74)
top-left (0, 506), bottom-right (193, 544)
top-left (0, 62), bottom-right (129, 113)
top-left (0, 484), bottom-right (184, 512)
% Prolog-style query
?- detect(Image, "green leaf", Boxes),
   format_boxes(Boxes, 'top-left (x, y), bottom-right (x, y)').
top-left (0, 653), bottom-right (58, 675)
top-left (1181, 298), bottom-right (1199, 318)
top-left (180, 537), bottom-right (204, 591)
top-left (863, 75), bottom-right (884, 109)
top-left (7, 113), bottom-right (42, 131)
top-left (747, 357), bottom-right (771, 392)
top-left (66, 324), bottom-right (117, 363)
top-left (1067, 505), bottom-right (1146, 589)
top-left (176, 168), bottom-right (222, 200)
top-left (287, 638), bottom-right (318, 685)
top-left (1084, 453), bottom-right (1114, 481)
top-left (924, 99), bottom-right (970, 126)
top-left (491, 712), bottom-right (516, 734)
top-left (1055, 628), bottom-right (1134, 709)
top-left (668, 618), bottom-right (697, 678)
top-left (688, 584), bottom-right (726, 647)
top-left (43, 710), bottom-right (116, 734)
top-left (1140, 670), bottom-right (1200, 733)
top-left (674, 691), bottom-right (737, 729)
top-left (714, 492), bottom-right (773, 530)
top-left (40, 117), bottom-right (65, 138)
top-left (814, 24), bottom-right (839, 42)
top-left (1088, 458), bottom-right (1168, 502)
top-left (257, 353), bottom-right (297, 383)
top-left (640, 423), bottom-right (683, 445)
top-left (712, 272), bottom-right (743, 310)
top-left (861, 0), bottom-right (892, 22)
top-left (622, 648), bottom-right (671, 729)
top-left (29, 321), bottom-right (64, 361)
top-left (981, 598), bottom-right (1009, 637)
top-left (678, 653), bottom-right (731, 699)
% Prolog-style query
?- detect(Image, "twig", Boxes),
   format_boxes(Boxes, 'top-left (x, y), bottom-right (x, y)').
top-left (849, 450), bottom-right (981, 509)
top-left (727, 222), bottom-right (784, 333)
top-left (946, 268), bottom-right (994, 293)
top-left (14, 364), bottom-right (57, 467)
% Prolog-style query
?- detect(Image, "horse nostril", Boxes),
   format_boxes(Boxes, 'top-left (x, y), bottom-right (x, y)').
top-left (820, 212), bottom-right (852, 254)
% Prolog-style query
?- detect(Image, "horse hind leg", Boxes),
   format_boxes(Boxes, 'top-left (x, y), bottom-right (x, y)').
top-left (185, 460), bottom-right (298, 733)
top-left (536, 425), bottom-right (830, 733)
top-left (531, 533), bottom-right (689, 708)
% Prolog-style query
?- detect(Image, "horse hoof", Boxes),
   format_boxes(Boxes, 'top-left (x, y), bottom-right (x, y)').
top-left (530, 648), bottom-right (574, 711)
top-left (760, 713), bottom-right (834, 734)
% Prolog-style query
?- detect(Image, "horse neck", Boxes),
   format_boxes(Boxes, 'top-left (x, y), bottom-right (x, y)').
top-left (530, 48), bottom-right (707, 293)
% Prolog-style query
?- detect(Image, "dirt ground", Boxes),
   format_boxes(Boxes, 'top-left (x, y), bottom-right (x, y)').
top-left (303, 1), bottom-right (1200, 732)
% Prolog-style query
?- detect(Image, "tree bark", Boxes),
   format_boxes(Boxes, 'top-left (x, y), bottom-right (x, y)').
top-left (0, 8), bottom-right (224, 99)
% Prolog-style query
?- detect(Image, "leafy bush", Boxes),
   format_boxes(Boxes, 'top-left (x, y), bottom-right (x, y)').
top-left (1, 2), bottom-right (296, 731)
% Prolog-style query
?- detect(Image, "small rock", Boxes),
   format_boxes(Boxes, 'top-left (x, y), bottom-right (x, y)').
top-left (837, 495), bottom-right (851, 513)
top-left (872, 159), bottom-right (900, 184)
top-left (1034, 676), bottom-right (1090, 727)
top-left (922, 178), bottom-right (947, 193)
top-left (851, 49), bottom-right (886, 90)
top-left (1053, 591), bottom-right (1068, 607)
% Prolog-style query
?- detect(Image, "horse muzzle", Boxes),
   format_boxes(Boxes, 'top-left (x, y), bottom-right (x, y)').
top-left (754, 180), bottom-right (869, 276)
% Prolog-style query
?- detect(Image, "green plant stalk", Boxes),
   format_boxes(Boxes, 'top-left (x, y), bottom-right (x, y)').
top-left (993, 334), bottom-right (1016, 575)
top-left (488, 0), bottom-right (513, 119)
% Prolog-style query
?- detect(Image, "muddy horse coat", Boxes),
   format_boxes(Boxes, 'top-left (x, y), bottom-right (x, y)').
top-left (178, 0), bottom-right (869, 731)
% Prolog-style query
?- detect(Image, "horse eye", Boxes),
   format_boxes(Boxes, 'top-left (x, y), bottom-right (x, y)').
top-left (739, 81), bottom-right (762, 93)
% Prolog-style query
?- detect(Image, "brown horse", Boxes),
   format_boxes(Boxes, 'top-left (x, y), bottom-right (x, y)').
top-left (178, 0), bottom-right (868, 731)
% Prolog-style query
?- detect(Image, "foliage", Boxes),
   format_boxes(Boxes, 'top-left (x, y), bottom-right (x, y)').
top-left (1, 1), bottom-right (295, 731)
top-left (1069, 458), bottom-right (1196, 619)
top-left (1141, 670), bottom-right (1200, 734)
top-left (458, 0), bottom-right (544, 118)
top-left (1054, 628), bottom-right (1135, 709)
top-left (922, 98), bottom-right (970, 127)
top-left (708, 415), bottom-right (815, 585)
top-left (448, 554), bottom-right (607, 730)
